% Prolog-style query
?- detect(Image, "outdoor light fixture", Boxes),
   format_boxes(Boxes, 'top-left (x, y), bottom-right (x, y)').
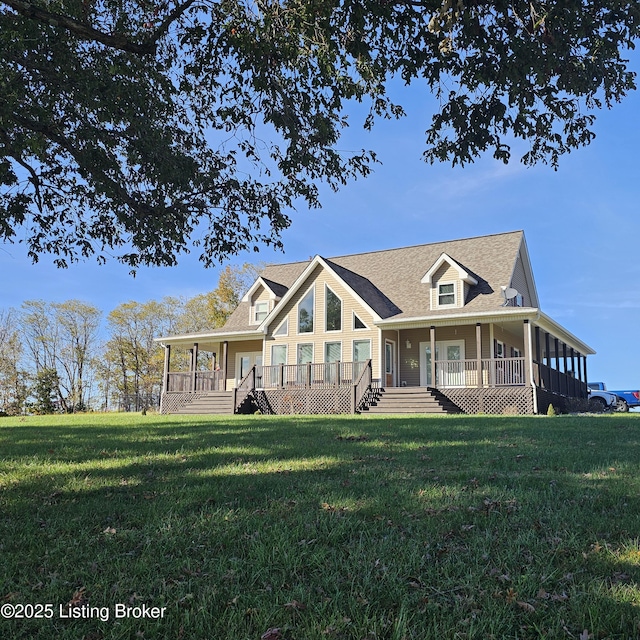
top-left (405, 340), bottom-right (412, 349)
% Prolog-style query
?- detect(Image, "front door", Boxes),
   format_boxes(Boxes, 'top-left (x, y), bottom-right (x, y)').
top-left (419, 340), bottom-right (465, 387)
top-left (236, 352), bottom-right (262, 386)
top-left (385, 340), bottom-right (396, 387)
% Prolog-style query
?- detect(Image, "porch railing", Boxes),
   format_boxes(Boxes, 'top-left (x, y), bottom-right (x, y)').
top-left (434, 358), bottom-right (526, 388)
top-left (257, 361), bottom-right (369, 390)
top-left (166, 370), bottom-right (225, 392)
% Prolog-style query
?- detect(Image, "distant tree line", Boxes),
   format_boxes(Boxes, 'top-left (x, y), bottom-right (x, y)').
top-left (0, 264), bottom-right (259, 415)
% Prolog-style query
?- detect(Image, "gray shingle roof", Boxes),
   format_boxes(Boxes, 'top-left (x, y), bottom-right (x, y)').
top-left (222, 231), bottom-right (526, 331)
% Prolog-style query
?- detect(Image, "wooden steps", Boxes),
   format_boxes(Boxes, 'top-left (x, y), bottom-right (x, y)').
top-left (362, 387), bottom-right (461, 414)
top-left (173, 391), bottom-right (235, 415)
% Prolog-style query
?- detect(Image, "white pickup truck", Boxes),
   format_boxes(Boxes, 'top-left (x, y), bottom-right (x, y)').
top-left (587, 387), bottom-right (618, 412)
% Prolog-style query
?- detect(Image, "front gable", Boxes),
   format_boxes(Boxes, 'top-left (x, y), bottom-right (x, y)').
top-left (263, 260), bottom-right (379, 367)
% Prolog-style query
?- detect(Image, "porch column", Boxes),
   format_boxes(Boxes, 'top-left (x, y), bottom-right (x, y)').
top-left (523, 320), bottom-right (532, 387)
top-left (583, 356), bottom-right (588, 389)
top-left (554, 337), bottom-right (560, 392)
top-left (562, 343), bottom-right (568, 395)
top-left (222, 341), bottom-right (229, 391)
top-left (545, 332), bottom-right (551, 369)
top-left (577, 351), bottom-right (583, 382)
top-left (475, 323), bottom-right (482, 388)
top-left (162, 344), bottom-right (171, 394)
top-left (430, 326), bottom-right (436, 388)
top-left (534, 326), bottom-right (541, 364)
top-left (191, 342), bottom-right (199, 392)
top-left (524, 320), bottom-right (537, 414)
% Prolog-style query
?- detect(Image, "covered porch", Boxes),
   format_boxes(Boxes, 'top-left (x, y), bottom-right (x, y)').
top-left (382, 312), bottom-right (591, 414)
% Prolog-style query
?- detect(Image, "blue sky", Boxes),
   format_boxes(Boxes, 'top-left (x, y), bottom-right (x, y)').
top-left (2, 72), bottom-right (639, 390)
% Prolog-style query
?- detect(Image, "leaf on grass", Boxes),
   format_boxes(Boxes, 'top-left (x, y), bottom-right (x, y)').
top-left (505, 588), bottom-right (517, 603)
top-left (579, 630), bottom-right (591, 640)
top-left (68, 587), bottom-right (88, 608)
top-left (261, 628), bottom-right (283, 640)
top-left (103, 527), bottom-right (116, 535)
top-left (2, 592), bottom-right (19, 602)
top-left (284, 600), bottom-right (306, 611)
top-left (517, 601), bottom-right (536, 613)
top-left (321, 503), bottom-right (347, 514)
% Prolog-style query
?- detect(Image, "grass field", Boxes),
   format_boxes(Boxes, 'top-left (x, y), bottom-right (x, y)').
top-left (1, 412), bottom-right (639, 640)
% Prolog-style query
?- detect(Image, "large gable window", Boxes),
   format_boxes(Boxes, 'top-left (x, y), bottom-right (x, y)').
top-left (298, 287), bottom-right (314, 333)
top-left (438, 282), bottom-right (456, 306)
top-left (325, 286), bottom-right (342, 332)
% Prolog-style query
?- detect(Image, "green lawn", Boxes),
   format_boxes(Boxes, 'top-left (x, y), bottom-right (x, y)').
top-left (1, 412), bottom-right (639, 640)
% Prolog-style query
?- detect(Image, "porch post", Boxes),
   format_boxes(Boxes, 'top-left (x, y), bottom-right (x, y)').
top-left (577, 351), bottom-right (583, 382)
top-left (544, 332), bottom-right (551, 369)
top-left (191, 342), bottom-right (199, 392)
top-left (562, 343), bottom-right (568, 395)
top-left (534, 326), bottom-right (541, 364)
top-left (583, 356), bottom-right (588, 389)
top-left (523, 320), bottom-right (532, 387)
top-left (524, 320), bottom-right (537, 414)
top-left (430, 326), bottom-right (436, 388)
top-left (222, 341), bottom-right (229, 391)
top-left (475, 323), bottom-right (482, 388)
top-left (162, 344), bottom-right (171, 394)
top-left (554, 337), bottom-right (560, 393)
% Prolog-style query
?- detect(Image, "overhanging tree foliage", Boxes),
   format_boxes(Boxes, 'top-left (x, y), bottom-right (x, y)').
top-left (1, 1), bottom-right (638, 268)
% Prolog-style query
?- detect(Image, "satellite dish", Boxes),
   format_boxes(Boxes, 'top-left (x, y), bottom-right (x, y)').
top-left (501, 287), bottom-right (519, 306)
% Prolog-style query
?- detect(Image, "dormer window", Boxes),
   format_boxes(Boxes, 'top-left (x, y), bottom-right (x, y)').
top-left (254, 301), bottom-right (268, 323)
top-left (438, 282), bottom-right (456, 307)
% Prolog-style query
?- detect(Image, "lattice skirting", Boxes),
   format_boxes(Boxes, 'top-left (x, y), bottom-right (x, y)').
top-left (437, 387), bottom-right (535, 415)
top-left (160, 392), bottom-right (209, 414)
top-left (254, 388), bottom-right (353, 415)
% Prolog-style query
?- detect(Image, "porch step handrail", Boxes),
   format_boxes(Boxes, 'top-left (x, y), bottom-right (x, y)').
top-left (352, 359), bottom-right (373, 413)
top-left (234, 365), bottom-right (256, 411)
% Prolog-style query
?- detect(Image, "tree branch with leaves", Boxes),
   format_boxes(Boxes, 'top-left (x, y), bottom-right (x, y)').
top-left (1, 0), bottom-right (638, 269)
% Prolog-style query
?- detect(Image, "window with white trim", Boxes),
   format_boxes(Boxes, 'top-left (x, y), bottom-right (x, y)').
top-left (437, 282), bottom-right (456, 306)
top-left (273, 318), bottom-right (288, 337)
top-left (353, 339), bottom-right (371, 362)
top-left (353, 313), bottom-right (367, 330)
top-left (494, 340), bottom-right (505, 358)
top-left (297, 343), bottom-right (313, 364)
top-left (325, 286), bottom-right (342, 332)
top-left (325, 341), bottom-right (342, 362)
top-left (272, 344), bottom-right (287, 365)
top-left (298, 287), bottom-right (314, 333)
top-left (254, 301), bottom-right (268, 323)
